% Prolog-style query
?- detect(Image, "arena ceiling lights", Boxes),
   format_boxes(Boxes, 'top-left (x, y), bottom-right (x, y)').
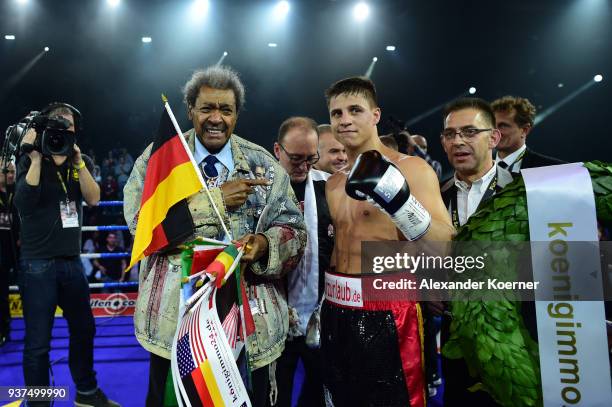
top-left (191, 0), bottom-right (209, 19)
top-left (273, 1), bottom-right (290, 20)
top-left (353, 2), bottom-right (370, 22)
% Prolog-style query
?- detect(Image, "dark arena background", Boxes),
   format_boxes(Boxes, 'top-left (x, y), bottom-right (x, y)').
top-left (1, 0), bottom-right (610, 164)
top-left (1, 1), bottom-right (611, 407)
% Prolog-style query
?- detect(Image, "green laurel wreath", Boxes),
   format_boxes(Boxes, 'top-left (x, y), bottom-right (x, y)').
top-left (442, 161), bottom-right (612, 407)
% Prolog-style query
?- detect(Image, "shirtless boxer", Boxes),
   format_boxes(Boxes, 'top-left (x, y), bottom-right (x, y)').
top-left (322, 77), bottom-right (453, 407)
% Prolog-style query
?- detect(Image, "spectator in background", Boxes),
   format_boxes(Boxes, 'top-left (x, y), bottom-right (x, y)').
top-left (379, 135), bottom-right (399, 151)
top-left (105, 151), bottom-right (116, 178)
top-left (101, 175), bottom-right (119, 223)
top-left (407, 133), bottom-right (443, 180)
top-left (92, 165), bottom-right (102, 183)
top-left (116, 170), bottom-right (129, 198)
top-left (86, 149), bottom-right (97, 166)
top-left (101, 175), bottom-right (118, 201)
top-left (119, 148), bottom-right (134, 168)
top-left (114, 156), bottom-right (131, 178)
top-left (491, 95), bottom-right (564, 175)
top-left (82, 231), bottom-right (101, 282)
top-left (379, 131), bottom-right (443, 179)
top-left (112, 216), bottom-right (128, 249)
top-left (313, 124), bottom-right (347, 174)
top-left (92, 233), bottom-right (127, 288)
top-left (101, 158), bottom-right (112, 180)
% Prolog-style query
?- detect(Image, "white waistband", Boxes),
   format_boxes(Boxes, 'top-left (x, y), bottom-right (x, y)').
top-left (324, 272), bottom-right (364, 308)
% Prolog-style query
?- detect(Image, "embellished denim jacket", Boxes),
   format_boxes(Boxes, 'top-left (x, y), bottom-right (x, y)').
top-left (123, 130), bottom-right (306, 370)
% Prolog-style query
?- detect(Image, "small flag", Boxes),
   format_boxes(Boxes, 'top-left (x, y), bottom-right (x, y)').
top-left (206, 245), bottom-right (240, 288)
top-left (192, 245), bottom-right (226, 276)
top-left (173, 244), bottom-right (253, 406)
top-left (127, 104), bottom-right (203, 270)
top-left (177, 306), bottom-right (222, 406)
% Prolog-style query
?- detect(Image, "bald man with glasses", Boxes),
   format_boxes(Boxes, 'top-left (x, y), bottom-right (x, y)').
top-left (272, 117), bottom-right (333, 407)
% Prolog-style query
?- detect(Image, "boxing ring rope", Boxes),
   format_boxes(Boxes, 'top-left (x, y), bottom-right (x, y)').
top-left (81, 201), bottom-right (129, 231)
top-left (9, 195), bottom-right (136, 292)
top-left (9, 200), bottom-right (137, 293)
top-left (8, 281), bottom-right (138, 292)
top-left (82, 225), bottom-right (129, 232)
top-left (80, 252), bottom-right (130, 259)
top-left (83, 200), bottom-right (124, 207)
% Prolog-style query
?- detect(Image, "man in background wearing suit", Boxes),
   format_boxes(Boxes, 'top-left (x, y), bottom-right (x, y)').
top-left (491, 95), bottom-right (564, 175)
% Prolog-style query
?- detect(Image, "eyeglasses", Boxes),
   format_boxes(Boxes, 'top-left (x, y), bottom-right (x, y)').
top-left (279, 143), bottom-right (320, 165)
top-left (440, 127), bottom-right (492, 141)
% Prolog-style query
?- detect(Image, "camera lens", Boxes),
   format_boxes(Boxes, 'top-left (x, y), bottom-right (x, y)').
top-left (46, 131), bottom-right (66, 154)
top-left (42, 129), bottom-right (74, 156)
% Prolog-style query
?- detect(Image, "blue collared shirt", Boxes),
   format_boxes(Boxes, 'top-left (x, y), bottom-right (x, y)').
top-left (193, 134), bottom-right (235, 175)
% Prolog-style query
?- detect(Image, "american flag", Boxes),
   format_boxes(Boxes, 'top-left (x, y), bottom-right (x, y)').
top-left (221, 304), bottom-right (239, 350)
top-left (178, 304), bottom-right (206, 374)
top-left (176, 331), bottom-right (196, 378)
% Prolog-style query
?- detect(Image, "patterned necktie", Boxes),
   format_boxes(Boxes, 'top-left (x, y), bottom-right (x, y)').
top-left (202, 155), bottom-right (219, 179)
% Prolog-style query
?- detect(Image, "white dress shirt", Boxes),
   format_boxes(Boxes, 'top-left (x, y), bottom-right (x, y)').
top-left (454, 163), bottom-right (497, 226)
top-left (495, 144), bottom-right (527, 174)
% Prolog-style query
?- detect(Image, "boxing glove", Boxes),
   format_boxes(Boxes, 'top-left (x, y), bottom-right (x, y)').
top-left (346, 150), bottom-right (431, 240)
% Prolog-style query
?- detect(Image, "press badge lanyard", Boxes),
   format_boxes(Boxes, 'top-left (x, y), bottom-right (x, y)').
top-left (56, 166), bottom-right (79, 228)
top-left (56, 167), bottom-right (72, 201)
top-left (450, 172), bottom-right (498, 229)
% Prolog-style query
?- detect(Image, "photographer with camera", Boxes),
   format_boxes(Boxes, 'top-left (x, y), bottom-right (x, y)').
top-left (14, 103), bottom-right (119, 407)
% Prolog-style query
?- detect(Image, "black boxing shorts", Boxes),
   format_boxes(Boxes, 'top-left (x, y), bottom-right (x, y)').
top-left (321, 271), bottom-right (425, 407)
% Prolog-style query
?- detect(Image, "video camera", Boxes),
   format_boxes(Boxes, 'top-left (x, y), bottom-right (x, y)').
top-left (1, 103), bottom-right (81, 164)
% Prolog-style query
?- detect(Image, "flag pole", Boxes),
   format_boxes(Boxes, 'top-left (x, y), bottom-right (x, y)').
top-left (161, 94), bottom-right (233, 241)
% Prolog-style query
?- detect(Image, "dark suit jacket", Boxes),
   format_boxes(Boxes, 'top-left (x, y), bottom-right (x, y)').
top-left (439, 165), bottom-right (514, 216)
top-left (519, 147), bottom-right (565, 170)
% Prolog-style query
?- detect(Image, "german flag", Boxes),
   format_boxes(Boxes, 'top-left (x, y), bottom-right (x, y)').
top-left (127, 104), bottom-right (203, 270)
